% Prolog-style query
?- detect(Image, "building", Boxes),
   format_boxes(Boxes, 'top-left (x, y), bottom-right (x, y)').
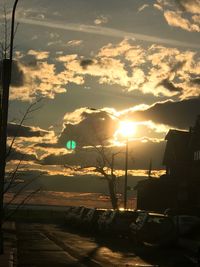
top-left (136, 116), bottom-right (200, 214)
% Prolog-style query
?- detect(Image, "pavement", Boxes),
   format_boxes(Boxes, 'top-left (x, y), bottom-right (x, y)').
top-left (0, 221), bottom-right (17, 267)
top-left (0, 222), bottom-right (198, 267)
top-left (16, 223), bottom-right (90, 267)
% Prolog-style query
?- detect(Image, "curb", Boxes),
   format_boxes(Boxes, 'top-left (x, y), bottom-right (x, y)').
top-left (43, 230), bottom-right (103, 267)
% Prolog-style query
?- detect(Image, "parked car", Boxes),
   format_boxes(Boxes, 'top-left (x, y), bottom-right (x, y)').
top-left (130, 212), bottom-right (176, 246)
top-left (97, 209), bottom-right (113, 233)
top-left (82, 208), bottom-right (105, 232)
top-left (64, 206), bottom-right (74, 224)
top-left (73, 207), bottom-right (92, 227)
top-left (65, 206), bottom-right (83, 226)
top-left (105, 210), bottom-right (139, 237)
top-left (173, 215), bottom-right (200, 236)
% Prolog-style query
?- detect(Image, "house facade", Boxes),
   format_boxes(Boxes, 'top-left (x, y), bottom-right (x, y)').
top-left (136, 116), bottom-right (200, 214)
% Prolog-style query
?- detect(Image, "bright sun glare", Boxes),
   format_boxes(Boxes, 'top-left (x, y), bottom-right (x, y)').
top-left (118, 120), bottom-right (136, 137)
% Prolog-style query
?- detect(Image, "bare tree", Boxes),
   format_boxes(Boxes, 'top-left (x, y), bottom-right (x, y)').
top-left (0, 5), bottom-right (42, 222)
top-left (3, 99), bottom-right (43, 220)
top-left (64, 123), bottom-right (122, 210)
top-left (65, 147), bottom-right (120, 210)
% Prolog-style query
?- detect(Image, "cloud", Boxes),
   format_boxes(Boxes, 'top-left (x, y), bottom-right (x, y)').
top-left (27, 50), bottom-right (49, 60)
top-left (190, 77), bottom-right (200, 84)
top-left (9, 51), bottom-right (84, 101)
top-left (192, 14), bottom-right (200, 24)
top-left (154, 0), bottom-right (200, 32)
top-left (66, 40), bottom-right (83, 47)
top-left (156, 78), bottom-right (183, 92)
top-left (58, 108), bottom-right (117, 148)
top-left (94, 15), bottom-right (109, 25)
top-left (17, 17), bottom-right (199, 48)
top-left (40, 138), bottom-right (166, 170)
top-left (164, 10), bottom-right (200, 32)
top-left (7, 148), bottom-right (37, 162)
top-left (128, 97), bottom-right (200, 129)
top-left (58, 39), bottom-right (199, 100)
top-left (57, 53), bottom-right (130, 90)
top-left (6, 121), bottom-right (57, 163)
top-left (7, 40), bottom-right (199, 102)
top-left (20, 99), bottom-right (200, 171)
top-left (53, 107), bottom-right (169, 152)
top-left (174, 0), bottom-right (200, 14)
top-left (80, 59), bottom-right (94, 69)
top-left (15, 98), bottom-right (199, 170)
top-left (138, 4), bottom-right (149, 12)
top-left (7, 123), bottom-right (49, 137)
top-left (8, 53), bottom-right (66, 101)
top-left (154, 3), bottom-right (163, 11)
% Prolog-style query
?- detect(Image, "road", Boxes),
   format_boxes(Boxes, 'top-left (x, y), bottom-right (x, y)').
top-left (16, 223), bottom-right (195, 267)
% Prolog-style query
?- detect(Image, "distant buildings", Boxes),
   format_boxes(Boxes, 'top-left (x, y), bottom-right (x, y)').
top-left (136, 116), bottom-right (200, 215)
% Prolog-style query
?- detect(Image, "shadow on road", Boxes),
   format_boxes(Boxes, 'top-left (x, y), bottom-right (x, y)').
top-left (59, 224), bottom-right (195, 267)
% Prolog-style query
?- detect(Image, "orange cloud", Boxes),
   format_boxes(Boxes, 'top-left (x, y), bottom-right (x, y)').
top-left (154, 0), bottom-right (200, 32)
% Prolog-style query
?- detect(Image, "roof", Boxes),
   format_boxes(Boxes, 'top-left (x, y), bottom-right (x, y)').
top-left (165, 129), bottom-right (189, 141)
top-left (163, 129), bottom-right (190, 164)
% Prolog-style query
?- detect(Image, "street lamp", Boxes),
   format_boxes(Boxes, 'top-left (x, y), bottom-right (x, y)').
top-left (117, 120), bottom-right (135, 209)
top-left (0, 0), bottom-right (19, 254)
top-left (87, 108), bottom-right (135, 210)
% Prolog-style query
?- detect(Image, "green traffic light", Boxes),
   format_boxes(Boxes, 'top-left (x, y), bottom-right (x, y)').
top-left (66, 140), bottom-right (76, 150)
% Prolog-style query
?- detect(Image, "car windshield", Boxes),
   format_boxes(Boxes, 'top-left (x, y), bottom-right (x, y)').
top-left (148, 216), bottom-right (167, 224)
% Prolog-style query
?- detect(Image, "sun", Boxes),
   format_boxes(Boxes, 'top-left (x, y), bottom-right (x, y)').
top-left (118, 120), bottom-right (136, 137)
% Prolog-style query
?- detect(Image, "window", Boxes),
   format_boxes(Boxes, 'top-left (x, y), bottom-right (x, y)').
top-left (194, 151), bottom-right (200, 161)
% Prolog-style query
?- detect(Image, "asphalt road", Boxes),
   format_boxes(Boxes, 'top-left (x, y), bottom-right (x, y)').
top-left (16, 223), bottom-right (195, 267)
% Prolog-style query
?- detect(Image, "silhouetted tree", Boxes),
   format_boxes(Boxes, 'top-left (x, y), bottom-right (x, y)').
top-left (64, 125), bottom-right (121, 210)
top-left (0, 5), bottom-right (41, 240)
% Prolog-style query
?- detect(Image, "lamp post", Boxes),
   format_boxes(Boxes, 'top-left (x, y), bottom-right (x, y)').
top-left (124, 137), bottom-right (128, 210)
top-left (0, 0), bottom-right (19, 254)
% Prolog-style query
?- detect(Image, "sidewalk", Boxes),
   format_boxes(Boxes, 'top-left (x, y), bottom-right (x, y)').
top-left (0, 221), bottom-right (17, 267)
top-left (16, 223), bottom-right (86, 267)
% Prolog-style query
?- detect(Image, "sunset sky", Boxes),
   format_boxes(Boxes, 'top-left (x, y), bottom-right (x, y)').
top-left (1, 0), bottom-right (200, 190)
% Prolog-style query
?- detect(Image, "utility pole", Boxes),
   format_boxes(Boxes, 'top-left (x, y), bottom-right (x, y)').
top-left (124, 138), bottom-right (128, 210)
top-left (0, 0), bottom-right (19, 254)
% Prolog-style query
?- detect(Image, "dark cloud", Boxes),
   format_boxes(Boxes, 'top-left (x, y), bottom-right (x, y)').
top-left (170, 60), bottom-right (186, 73)
top-left (174, 0), bottom-right (200, 12)
top-left (35, 142), bottom-right (56, 148)
top-left (132, 98), bottom-right (200, 129)
top-left (174, 0), bottom-right (188, 11)
top-left (6, 146), bottom-right (37, 162)
top-left (8, 123), bottom-right (49, 137)
top-left (58, 110), bottom-right (117, 148)
top-left (21, 54), bottom-right (38, 68)
top-left (0, 60), bottom-right (24, 87)
top-left (157, 78), bottom-right (183, 92)
top-left (80, 58), bottom-right (94, 69)
top-left (190, 77), bottom-right (200, 85)
top-left (156, 61), bottom-right (185, 92)
top-left (40, 139), bottom-right (166, 170)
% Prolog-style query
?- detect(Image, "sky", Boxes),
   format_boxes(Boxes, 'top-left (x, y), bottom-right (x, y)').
top-left (1, 0), bottom-right (200, 192)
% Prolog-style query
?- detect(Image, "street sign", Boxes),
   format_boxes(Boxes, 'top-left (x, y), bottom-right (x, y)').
top-left (66, 140), bottom-right (76, 150)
